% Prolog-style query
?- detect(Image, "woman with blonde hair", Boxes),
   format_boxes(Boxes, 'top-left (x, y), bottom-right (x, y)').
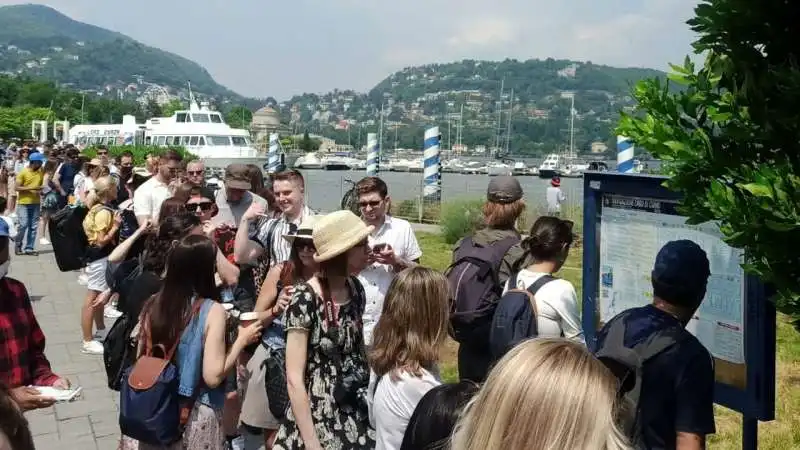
top-left (367, 266), bottom-right (450, 450)
top-left (451, 338), bottom-right (631, 450)
top-left (80, 175), bottom-right (121, 355)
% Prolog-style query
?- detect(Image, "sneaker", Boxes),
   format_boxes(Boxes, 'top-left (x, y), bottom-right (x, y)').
top-left (104, 305), bottom-right (123, 319)
top-left (39, 238), bottom-right (51, 246)
top-left (77, 274), bottom-right (88, 286)
top-left (93, 328), bottom-right (110, 342)
top-left (81, 340), bottom-right (104, 355)
top-left (14, 248), bottom-right (22, 256)
top-left (23, 250), bottom-right (38, 256)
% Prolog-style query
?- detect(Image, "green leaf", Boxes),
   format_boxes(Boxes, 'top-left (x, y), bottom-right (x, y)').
top-left (739, 183), bottom-right (773, 199)
top-left (764, 220), bottom-right (798, 232)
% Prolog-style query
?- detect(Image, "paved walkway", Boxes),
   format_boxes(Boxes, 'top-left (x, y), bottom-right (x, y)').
top-left (10, 249), bottom-right (120, 450)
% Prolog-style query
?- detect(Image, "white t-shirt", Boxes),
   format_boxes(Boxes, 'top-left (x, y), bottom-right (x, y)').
top-left (503, 269), bottom-right (585, 343)
top-left (358, 216), bottom-right (423, 346)
top-left (133, 176), bottom-right (171, 222)
top-left (369, 368), bottom-right (440, 450)
top-left (546, 186), bottom-right (566, 213)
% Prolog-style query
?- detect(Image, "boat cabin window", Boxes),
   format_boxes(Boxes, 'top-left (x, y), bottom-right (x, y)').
top-left (207, 135), bottom-right (230, 146)
top-left (198, 137), bottom-right (206, 145)
top-left (181, 136), bottom-right (190, 145)
top-left (176, 113), bottom-right (188, 123)
top-left (145, 136), bottom-right (152, 145)
top-left (192, 114), bottom-right (210, 123)
top-left (156, 136), bottom-right (166, 145)
top-left (210, 114), bottom-right (223, 123)
top-left (231, 136), bottom-right (248, 146)
top-left (189, 136), bottom-right (199, 145)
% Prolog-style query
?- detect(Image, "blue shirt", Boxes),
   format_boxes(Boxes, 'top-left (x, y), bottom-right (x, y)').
top-left (57, 162), bottom-right (77, 194)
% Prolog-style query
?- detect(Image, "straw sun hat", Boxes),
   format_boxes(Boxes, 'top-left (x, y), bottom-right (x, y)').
top-left (312, 210), bottom-right (374, 262)
top-left (283, 215), bottom-right (319, 244)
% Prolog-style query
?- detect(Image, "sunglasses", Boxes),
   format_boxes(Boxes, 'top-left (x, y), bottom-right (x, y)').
top-left (294, 241), bottom-right (316, 252)
top-left (97, 151), bottom-right (108, 155)
top-left (358, 200), bottom-right (382, 209)
top-left (185, 202), bottom-right (213, 212)
top-left (187, 170), bottom-right (204, 176)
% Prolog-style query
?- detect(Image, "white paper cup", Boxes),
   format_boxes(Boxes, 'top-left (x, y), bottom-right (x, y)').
top-left (222, 303), bottom-right (234, 311)
top-left (239, 312), bottom-right (258, 327)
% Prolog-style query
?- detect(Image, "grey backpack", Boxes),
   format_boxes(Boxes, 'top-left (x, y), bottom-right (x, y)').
top-left (594, 314), bottom-right (689, 448)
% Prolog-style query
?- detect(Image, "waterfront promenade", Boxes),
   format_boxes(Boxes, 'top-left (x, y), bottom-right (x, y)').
top-left (11, 250), bottom-right (120, 450)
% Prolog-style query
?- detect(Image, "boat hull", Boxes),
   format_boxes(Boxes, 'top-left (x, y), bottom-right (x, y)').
top-left (538, 168), bottom-right (561, 179)
top-left (323, 163), bottom-right (351, 171)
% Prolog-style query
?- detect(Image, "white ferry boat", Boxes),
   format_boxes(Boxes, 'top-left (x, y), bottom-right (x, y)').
top-left (67, 100), bottom-right (264, 169)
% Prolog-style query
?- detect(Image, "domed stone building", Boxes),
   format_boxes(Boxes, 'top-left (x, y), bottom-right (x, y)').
top-left (250, 105), bottom-right (290, 150)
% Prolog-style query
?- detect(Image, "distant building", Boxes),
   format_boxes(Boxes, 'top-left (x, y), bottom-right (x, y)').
top-left (591, 142), bottom-right (609, 153)
top-left (251, 106), bottom-right (291, 149)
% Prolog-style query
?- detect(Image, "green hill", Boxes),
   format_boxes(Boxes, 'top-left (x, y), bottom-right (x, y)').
top-left (0, 4), bottom-right (236, 97)
top-left (279, 59), bottom-right (666, 156)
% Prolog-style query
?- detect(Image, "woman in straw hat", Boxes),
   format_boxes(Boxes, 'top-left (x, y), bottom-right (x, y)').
top-left (239, 216), bottom-right (320, 448)
top-left (273, 210), bottom-right (375, 450)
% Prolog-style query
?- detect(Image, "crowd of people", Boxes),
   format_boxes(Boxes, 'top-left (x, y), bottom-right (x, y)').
top-left (0, 143), bottom-right (716, 450)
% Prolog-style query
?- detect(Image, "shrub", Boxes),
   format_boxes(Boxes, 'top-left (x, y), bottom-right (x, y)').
top-left (440, 198), bottom-right (485, 245)
top-left (82, 145), bottom-right (195, 166)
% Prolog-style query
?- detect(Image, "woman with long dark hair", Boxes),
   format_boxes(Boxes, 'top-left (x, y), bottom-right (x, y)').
top-left (273, 210), bottom-right (374, 450)
top-left (119, 235), bottom-right (263, 450)
top-left (399, 381), bottom-right (479, 450)
top-left (506, 216), bottom-right (583, 342)
top-left (240, 216), bottom-right (320, 448)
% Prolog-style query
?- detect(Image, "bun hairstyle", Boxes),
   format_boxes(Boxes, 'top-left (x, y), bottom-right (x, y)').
top-left (512, 216), bottom-right (574, 272)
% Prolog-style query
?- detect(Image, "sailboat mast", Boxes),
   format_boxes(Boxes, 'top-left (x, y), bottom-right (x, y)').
top-left (378, 103), bottom-right (384, 157)
top-left (568, 94), bottom-right (575, 158)
top-left (494, 79), bottom-right (504, 154)
top-left (505, 89), bottom-right (513, 155)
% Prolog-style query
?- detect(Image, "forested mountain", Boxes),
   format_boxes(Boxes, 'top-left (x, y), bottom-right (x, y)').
top-left (278, 59), bottom-right (665, 156)
top-left (0, 4), bottom-right (236, 98)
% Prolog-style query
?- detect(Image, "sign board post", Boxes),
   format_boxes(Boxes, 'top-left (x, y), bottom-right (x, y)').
top-left (581, 172), bottom-right (776, 450)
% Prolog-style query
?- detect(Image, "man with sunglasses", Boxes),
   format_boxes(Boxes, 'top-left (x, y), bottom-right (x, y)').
top-left (353, 176), bottom-right (422, 347)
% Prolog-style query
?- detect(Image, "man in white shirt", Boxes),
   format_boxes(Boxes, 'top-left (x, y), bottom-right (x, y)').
top-left (133, 149), bottom-right (183, 225)
top-left (355, 176), bottom-right (422, 346)
top-left (546, 176), bottom-right (566, 216)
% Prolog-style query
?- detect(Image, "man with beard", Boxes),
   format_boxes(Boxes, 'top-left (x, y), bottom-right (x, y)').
top-left (133, 149), bottom-right (183, 225)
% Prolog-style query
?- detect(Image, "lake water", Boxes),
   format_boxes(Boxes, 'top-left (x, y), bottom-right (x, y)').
top-left (298, 170), bottom-right (584, 213)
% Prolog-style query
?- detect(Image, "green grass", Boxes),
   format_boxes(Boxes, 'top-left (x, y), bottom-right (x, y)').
top-left (416, 231), bottom-right (800, 450)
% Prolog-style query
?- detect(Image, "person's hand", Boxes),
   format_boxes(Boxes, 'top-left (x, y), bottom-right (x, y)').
top-left (9, 386), bottom-right (56, 411)
top-left (90, 291), bottom-right (112, 308)
top-left (113, 211), bottom-right (123, 227)
top-left (272, 286), bottom-right (293, 316)
top-left (138, 218), bottom-right (152, 231)
top-left (372, 244), bottom-right (397, 265)
top-left (242, 202), bottom-right (265, 222)
top-left (203, 221), bottom-right (216, 237)
top-left (51, 378), bottom-right (71, 390)
top-left (237, 321), bottom-right (263, 345)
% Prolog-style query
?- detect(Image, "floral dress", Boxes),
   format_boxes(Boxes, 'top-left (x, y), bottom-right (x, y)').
top-left (273, 279), bottom-right (375, 450)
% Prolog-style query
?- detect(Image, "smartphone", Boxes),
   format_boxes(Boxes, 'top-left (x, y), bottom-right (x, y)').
top-left (372, 243), bottom-right (389, 254)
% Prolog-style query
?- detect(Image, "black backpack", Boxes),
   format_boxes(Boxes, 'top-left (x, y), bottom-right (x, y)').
top-left (594, 313), bottom-right (689, 447)
top-left (103, 314), bottom-right (137, 391)
top-left (489, 273), bottom-right (557, 360)
top-left (49, 204), bottom-right (89, 271)
top-left (445, 235), bottom-right (519, 344)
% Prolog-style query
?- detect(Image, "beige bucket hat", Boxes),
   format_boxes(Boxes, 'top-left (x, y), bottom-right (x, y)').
top-left (312, 210), bottom-right (374, 262)
top-left (283, 215), bottom-right (319, 244)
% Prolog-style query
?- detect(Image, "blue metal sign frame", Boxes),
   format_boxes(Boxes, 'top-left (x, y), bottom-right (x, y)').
top-left (581, 172), bottom-right (775, 446)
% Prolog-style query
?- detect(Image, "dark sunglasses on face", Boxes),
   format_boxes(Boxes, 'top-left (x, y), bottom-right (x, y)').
top-left (97, 151), bottom-right (108, 156)
top-left (358, 200), bottom-right (382, 209)
top-left (294, 241), bottom-right (316, 252)
top-left (186, 202), bottom-right (213, 212)
top-left (187, 170), bottom-right (204, 176)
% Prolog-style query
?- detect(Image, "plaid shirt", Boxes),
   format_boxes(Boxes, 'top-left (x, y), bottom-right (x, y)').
top-left (0, 277), bottom-right (59, 388)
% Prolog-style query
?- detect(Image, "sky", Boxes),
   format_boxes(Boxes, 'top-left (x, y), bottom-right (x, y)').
top-left (2, 0), bottom-right (700, 99)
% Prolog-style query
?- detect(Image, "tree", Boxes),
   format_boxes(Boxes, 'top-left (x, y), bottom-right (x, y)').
top-left (300, 130), bottom-right (319, 152)
top-left (224, 105), bottom-right (252, 129)
top-left (616, 0), bottom-right (800, 314)
top-left (161, 99), bottom-right (185, 117)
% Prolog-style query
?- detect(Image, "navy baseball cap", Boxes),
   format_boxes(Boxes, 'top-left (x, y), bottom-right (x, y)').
top-left (652, 240), bottom-right (710, 291)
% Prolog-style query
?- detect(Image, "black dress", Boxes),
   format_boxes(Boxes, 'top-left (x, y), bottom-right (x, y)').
top-left (272, 279), bottom-right (375, 450)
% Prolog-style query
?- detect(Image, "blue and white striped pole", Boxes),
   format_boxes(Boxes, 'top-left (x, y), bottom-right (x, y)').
top-left (423, 127), bottom-right (441, 201)
top-left (366, 132), bottom-right (378, 176)
top-left (268, 133), bottom-right (280, 174)
top-left (617, 136), bottom-right (634, 173)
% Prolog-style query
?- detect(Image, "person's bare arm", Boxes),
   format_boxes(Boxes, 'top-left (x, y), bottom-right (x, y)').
top-left (233, 202), bottom-right (267, 265)
top-left (215, 248), bottom-right (240, 286)
top-left (676, 432), bottom-right (705, 450)
top-left (202, 304), bottom-right (262, 388)
top-left (285, 329), bottom-right (322, 450)
top-left (93, 212), bottom-right (121, 247)
top-left (253, 265), bottom-right (291, 325)
top-left (53, 165), bottom-right (66, 195)
top-left (108, 220), bottom-right (151, 263)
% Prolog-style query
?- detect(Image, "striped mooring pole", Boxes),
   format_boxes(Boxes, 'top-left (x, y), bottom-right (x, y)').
top-left (617, 135), bottom-right (634, 173)
top-left (268, 133), bottom-right (280, 174)
top-left (423, 126), bottom-right (441, 201)
top-left (366, 132), bottom-right (379, 176)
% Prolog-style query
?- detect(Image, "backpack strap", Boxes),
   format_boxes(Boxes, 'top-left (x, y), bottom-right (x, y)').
top-left (504, 274), bottom-right (557, 321)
